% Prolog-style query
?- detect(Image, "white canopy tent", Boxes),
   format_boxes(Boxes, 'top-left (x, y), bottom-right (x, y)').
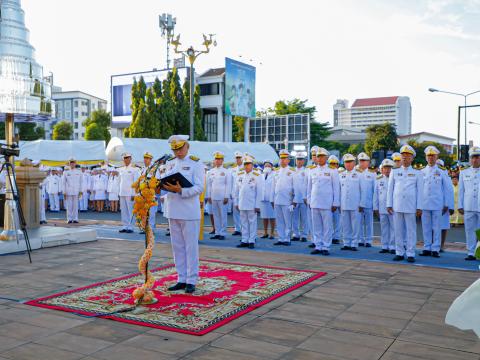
top-left (11, 140), bottom-right (107, 166)
top-left (106, 137), bottom-right (279, 165)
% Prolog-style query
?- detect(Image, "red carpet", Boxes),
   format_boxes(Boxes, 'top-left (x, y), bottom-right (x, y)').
top-left (26, 260), bottom-right (326, 335)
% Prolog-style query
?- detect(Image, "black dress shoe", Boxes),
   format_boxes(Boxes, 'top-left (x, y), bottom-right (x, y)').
top-left (419, 250), bottom-right (432, 256)
top-left (350, 247), bottom-right (358, 251)
top-left (269, 235), bottom-right (275, 240)
top-left (139, 231), bottom-right (146, 235)
top-left (308, 243), bottom-right (315, 248)
top-left (210, 235), bottom-right (220, 239)
top-left (248, 243), bottom-right (255, 249)
top-left (393, 255), bottom-right (405, 261)
top-left (185, 284), bottom-right (196, 294)
top-left (365, 243), bottom-right (372, 248)
top-left (283, 242), bottom-right (291, 246)
top-left (291, 237), bottom-right (300, 242)
top-left (67, 220), bottom-right (72, 224)
top-left (341, 246), bottom-right (351, 251)
top-left (125, 229), bottom-right (133, 233)
top-left (407, 257), bottom-right (415, 263)
top-left (358, 243), bottom-right (365, 247)
top-left (232, 231), bottom-right (242, 236)
top-left (168, 282), bottom-right (186, 291)
top-left (237, 242), bottom-right (249, 248)
top-left (323, 250), bottom-right (330, 256)
top-left (301, 237), bottom-right (307, 242)
top-left (273, 241), bottom-right (284, 246)
top-left (165, 232), bottom-right (170, 236)
top-left (390, 250), bottom-right (396, 254)
top-left (465, 255), bottom-right (477, 261)
top-left (379, 249), bottom-right (389, 254)
top-left (218, 235), bottom-right (225, 240)
top-left (432, 251), bottom-right (440, 258)
top-left (119, 229), bottom-right (127, 233)
top-left (332, 239), bottom-right (340, 244)
top-left (260, 234), bottom-right (269, 239)
top-left (310, 249), bottom-right (322, 255)
top-left (208, 230), bottom-right (215, 235)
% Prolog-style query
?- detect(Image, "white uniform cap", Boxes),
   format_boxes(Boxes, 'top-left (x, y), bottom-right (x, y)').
top-left (436, 159), bottom-right (445, 166)
top-left (121, 152), bottom-right (132, 158)
top-left (357, 152), bottom-right (370, 161)
top-left (310, 146), bottom-right (319, 154)
top-left (316, 147), bottom-right (329, 156)
top-left (243, 155), bottom-right (254, 164)
top-left (400, 144), bottom-right (416, 157)
top-left (342, 153), bottom-right (356, 162)
top-left (279, 149), bottom-right (290, 159)
top-left (68, 156), bottom-right (76, 162)
top-left (213, 151), bottom-right (224, 159)
top-left (424, 145), bottom-right (440, 156)
top-left (168, 134), bottom-right (189, 150)
top-left (469, 146), bottom-right (480, 157)
top-left (328, 155), bottom-right (339, 164)
top-left (295, 152), bottom-right (306, 159)
top-left (391, 152), bottom-right (401, 161)
top-left (381, 159), bottom-right (395, 168)
top-left (234, 151), bottom-right (243, 158)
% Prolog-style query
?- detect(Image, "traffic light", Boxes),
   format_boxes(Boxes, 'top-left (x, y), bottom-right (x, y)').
top-left (460, 145), bottom-right (470, 162)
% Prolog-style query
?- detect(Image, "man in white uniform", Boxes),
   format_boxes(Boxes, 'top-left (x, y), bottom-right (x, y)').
top-left (387, 145), bottom-right (423, 263)
top-left (292, 152), bottom-right (309, 242)
top-left (46, 169), bottom-right (61, 212)
top-left (118, 153), bottom-right (140, 233)
top-left (62, 158), bottom-right (83, 224)
top-left (79, 166), bottom-right (91, 211)
top-left (206, 151), bottom-right (232, 240)
top-left (272, 149), bottom-right (295, 246)
top-left (374, 159), bottom-right (395, 254)
top-left (358, 152), bottom-right (375, 247)
top-left (391, 152), bottom-right (402, 168)
top-left (230, 151), bottom-right (244, 236)
top-left (234, 155), bottom-right (264, 249)
top-left (419, 146), bottom-right (451, 258)
top-left (328, 155), bottom-right (342, 244)
top-left (458, 146), bottom-right (480, 261)
top-left (163, 135), bottom-right (205, 294)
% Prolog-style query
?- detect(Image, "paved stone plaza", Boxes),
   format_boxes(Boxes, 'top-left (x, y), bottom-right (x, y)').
top-left (1, 239), bottom-right (479, 360)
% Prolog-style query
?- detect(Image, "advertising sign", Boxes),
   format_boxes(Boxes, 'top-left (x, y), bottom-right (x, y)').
top-left (225, 58), bottom-right (256, 118)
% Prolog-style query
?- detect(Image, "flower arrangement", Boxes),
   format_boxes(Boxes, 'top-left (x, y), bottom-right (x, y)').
top-left (131, 172), bottom-right (159, 305)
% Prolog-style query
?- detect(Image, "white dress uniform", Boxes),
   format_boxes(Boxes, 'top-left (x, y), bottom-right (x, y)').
top-left (458, 161), bottom-right (480, 257)
top-left (374, 173), bottom-right (394, 251)
top-left (79, 171), bottom-right (91, 211)
top-left (93, 173), bottom-right (108, 200)
top-left (39, 178), bottom-right (47, 223)
top-left (234, 164), bottom-right (264, 244)
top-left (107, 175), bottom-right (120, 201)
top-left (359, 169), bottom-right (375, 246)
top-left (62, 166), bottom-right (83, 222)
top-left (421, 164), bottom-right (450, 253)
top-left (118, 162), bottom-right (140, 231)
top-left (306, 164), bottom-right (340, 251)
top-left (206, 164), bottom-right (232, 237)
top-left (46, 174), bottom-right (60, 211)
top-left (230, 160), bottom-right (244, 233)
top-left (338, 166), bottom-right (362, 248)
top-left (436, 160), bottom-right (454, 230)
top-left (164, 149), bottom-right (205, 286)
top-left (260, 168), bottom-right (275, 219)
top-left (292, 165), bottom-right (309, 240)
top-left (271, 165), bottom-right (295, 244)
top-left (387, 161), bottom-right (423, 259)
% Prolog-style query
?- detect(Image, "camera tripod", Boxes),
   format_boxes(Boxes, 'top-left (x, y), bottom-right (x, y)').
top-left (1, 157), bottom-right (32, 263)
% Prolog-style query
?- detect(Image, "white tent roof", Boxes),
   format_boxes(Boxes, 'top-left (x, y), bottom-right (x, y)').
top-left (13, 140), bottom-right (106, 164)
top-left (106, 137), bottom-right (279, 164)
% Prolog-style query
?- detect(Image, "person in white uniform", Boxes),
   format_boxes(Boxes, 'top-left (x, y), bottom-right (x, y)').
top-left (391, 152), bottom-right (402, 168)
top-left (234, 155), bottom-right (264, 249)
top-left (306, 146), bottom-right (319, 248)
top-left (259, 160), bottom-right (276, 239)
top-left (39, 176), bottom-right (47, 224)
top-left (339, 154), bottom-right (362, 251)
top-left (79, 166), bottom-right (91, 211)
top-left (118, 153), bottom-right (140, 233)
top-left (292, 152), bottom-right (309, 242)
top-left (271, 149), bottom-right (295, 246)
top-left (419, 146), bottom-right (451, 258)
top-left (93, 168), bottom-right (108, 212)
top-left (358, 152), bottom-right (375, 247)
top-left (306, 148), bottom-right (340, 255)
top-left (230, 151), bottom-right (244, 236)
top-left (436, 158), bottom-right (454, 252)
top-left (387, 145), bottom-right (423, 263)
top-left (107, 170), bottom-right (120, 212)
top-left (206, 151), bottom-right (232, 240)
top-left (62, 158), bottom-right (83, 224)
top-left (46, 169), bottom-right (61, 212)
top-left (163, 135), bottom-right (205, 294)
top-left (374, 159), bottom-right (395, 254)
top-left (140, 151), bottom-right (161, 233)
top-left (458, 146), bottom-right (480, 261)
top-left (328, 155), bottom-right (342, 244)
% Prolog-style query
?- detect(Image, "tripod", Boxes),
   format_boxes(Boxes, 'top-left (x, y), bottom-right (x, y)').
top-left (1, 158), bottom-right (32, 263)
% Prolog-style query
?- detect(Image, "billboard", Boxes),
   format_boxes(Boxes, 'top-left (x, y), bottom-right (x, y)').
top-left (111, 68), bottom-right (188, 124)
top-left (225, 58), bottom-right (255, 118)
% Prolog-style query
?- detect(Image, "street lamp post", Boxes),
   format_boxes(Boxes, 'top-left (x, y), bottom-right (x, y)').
top-left (428, 88), bottom-right (480, 147)
top-left (171, 34), bottom-right (216, 139)
top-left (469, 121), bottom-right (480, 126)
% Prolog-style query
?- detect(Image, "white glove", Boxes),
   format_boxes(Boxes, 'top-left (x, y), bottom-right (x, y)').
top-left (289, 205), bottom-right (294, 212)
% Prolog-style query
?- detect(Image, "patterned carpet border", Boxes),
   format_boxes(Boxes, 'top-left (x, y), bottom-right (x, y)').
top-left (25, 259), bottom-right (327, 335)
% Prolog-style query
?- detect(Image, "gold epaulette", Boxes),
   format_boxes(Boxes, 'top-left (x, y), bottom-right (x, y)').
top-left (307, 164), bottom-right (316, 169)
top-left (377, 175), bottom-right (383, 180)
top-left (290, 167), bottom-right (296, 171)
top-left (338, 168), bottom-right (346, 173)
top-left (274, 167), bottom-right (279, 171)
top-left (238, 171), bottom-right (245, 175)
top-left (189, 155), bottom-right (199, 161)
top-left (439, 165), bottom-right (446, 171)
top-left (253, 172), bottom-right (260, 176)
top-left (356, 168), bottom-right (364, 173)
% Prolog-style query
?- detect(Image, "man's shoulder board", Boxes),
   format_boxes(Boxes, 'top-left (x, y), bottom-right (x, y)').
top-left (189, 155), bottom-right (199, 161)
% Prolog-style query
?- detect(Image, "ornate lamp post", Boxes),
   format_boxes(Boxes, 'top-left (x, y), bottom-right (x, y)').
top-left (171, 34), bottom-right (216, 139)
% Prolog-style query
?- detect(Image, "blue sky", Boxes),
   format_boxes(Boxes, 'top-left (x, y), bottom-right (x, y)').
top-left (22, 0), bottom-right (480, 144)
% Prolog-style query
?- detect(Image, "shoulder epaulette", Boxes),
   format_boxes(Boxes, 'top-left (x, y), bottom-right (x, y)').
top-left (238, 171), bottom-right (245, 175)
top-left (253, 172), bottom-right (260, 176)
top-left (167, 156), bottom-right (176, 161)
top-left (356, 168), bottom-right (364, 173)
top-left (189, 155), bottom-right (199, 161)
top-left (307, 164), bottom-right (316, 169)
top-left (338, 168), bottom-right (345, 173)
top-left (439, 165), bottom-right (446, 171)
top-left (274, 167), bottom-right (279, 171)
top-left (377, 175), bottom-right (383, 180)
top-left (289, 167), bottom-right (295, 171)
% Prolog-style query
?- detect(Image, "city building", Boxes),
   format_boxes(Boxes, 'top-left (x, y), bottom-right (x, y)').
top-left (248, 113), bottom-right (310, 153)
top-left (398, 132), bottom-right (455, 154)
top-left (48, 89), bottom-right (107, 140)
top-left (333, 96), bottom-right (411, 135)
top-left (326, 126), bottom-right (366, 145)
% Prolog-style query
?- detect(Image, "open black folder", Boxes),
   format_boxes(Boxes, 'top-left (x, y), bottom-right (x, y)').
top-left (161, 172), bottom-right (193, 191)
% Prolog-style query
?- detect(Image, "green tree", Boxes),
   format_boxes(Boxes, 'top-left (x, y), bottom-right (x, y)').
top-left (84, 123), bottom-right (105, 140)
top-left (267, 98), bottom-right (316, 119)
top-left (126, 77), bottom-right (148, 138)
top-left (0, 123), bottom-right (44, 140)
top-left (144, 87), bottom-right (160, 138)
top-left (232, 116), bottom-right (245, 142)
top-left (171, 68), bottom-right (188, 134)
top-left (52, 120), bottom-right (73, 140)
top-left (407, 140), bottom-right (454, 167)
top-left (364, 123), bottom-right (398, 157)
top-left (311, 121), bottom-right (333, 147)
top-left (347, 143), bottom-right (364, 155)
top-left (183, 81), bottom-right (205, 141)
top-left (83, 109), bottom-right (111, 142)
top-left (161, 77), bottom-right (176, 139)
